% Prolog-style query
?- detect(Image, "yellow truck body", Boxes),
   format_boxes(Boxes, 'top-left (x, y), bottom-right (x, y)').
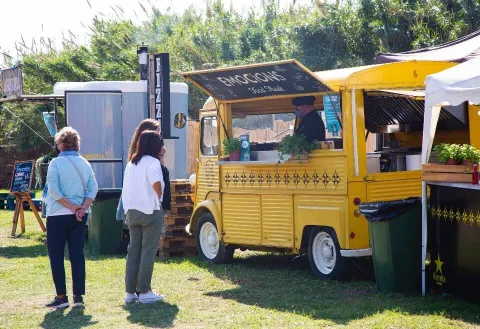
top-left (182, 60), bottom-right (457, 278)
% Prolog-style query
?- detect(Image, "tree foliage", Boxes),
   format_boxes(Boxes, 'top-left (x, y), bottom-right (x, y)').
top-left (1, 0), bottom-right (480, 151)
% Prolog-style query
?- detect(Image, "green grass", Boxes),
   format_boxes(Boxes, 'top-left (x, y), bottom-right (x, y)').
top-left (0, 210), bottom-right (479, 329)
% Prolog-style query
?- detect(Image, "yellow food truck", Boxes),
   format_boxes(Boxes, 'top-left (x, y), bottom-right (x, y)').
top-left (182, 59), bottom-right (461, 279)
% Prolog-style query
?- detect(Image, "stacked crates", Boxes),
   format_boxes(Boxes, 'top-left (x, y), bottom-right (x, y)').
top-left (158, 180), bottom-right (197, 258)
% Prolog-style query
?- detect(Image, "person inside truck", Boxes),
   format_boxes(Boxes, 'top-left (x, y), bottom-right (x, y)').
top-left (293, 96), bottom-right (326, 142)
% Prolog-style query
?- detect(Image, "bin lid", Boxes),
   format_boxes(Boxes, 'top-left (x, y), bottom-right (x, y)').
top-left (359, 197), bottom-right (421, 222)
top-left (96, 188), bottom-right (122, 201)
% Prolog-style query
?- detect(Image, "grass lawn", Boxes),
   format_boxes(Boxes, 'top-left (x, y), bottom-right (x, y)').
top-left (0, 210), bottom-right (479, 329)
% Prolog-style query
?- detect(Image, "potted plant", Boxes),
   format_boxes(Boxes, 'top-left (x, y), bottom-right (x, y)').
top-left (459, 144), bottom-right (480, 166)
top-left (278, 134), bottom-right (316, 161)
top-left (433, 144), bottom-right (461, 165)
top-left (222, 137), bottom-right (241, 161)
top-left (34, 153), bottom-right (53, 189)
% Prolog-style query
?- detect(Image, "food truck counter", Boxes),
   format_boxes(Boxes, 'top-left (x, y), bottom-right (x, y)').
top-left (216, 149), bottom-right (345, 165)
top-left (427, 181), bottom-right (480, 190)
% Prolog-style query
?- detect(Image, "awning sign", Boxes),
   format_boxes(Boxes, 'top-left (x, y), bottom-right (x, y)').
top-left (183, 60), bottom-right (332, 101)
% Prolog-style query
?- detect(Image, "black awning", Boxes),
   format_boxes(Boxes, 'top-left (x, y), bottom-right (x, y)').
top-left (182, 60), bottom-right (332, 102)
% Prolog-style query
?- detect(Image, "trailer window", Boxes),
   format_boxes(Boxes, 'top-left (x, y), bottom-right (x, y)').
top-left (201, 117), bottom-right (218, 156)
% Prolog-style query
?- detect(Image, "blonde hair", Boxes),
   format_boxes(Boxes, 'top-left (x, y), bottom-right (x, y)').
top-left (55, 127), bottom-right (81, 151)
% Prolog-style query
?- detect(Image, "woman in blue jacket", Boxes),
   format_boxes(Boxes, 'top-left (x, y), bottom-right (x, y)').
top-left (45, 127), bottom-right (98, 308)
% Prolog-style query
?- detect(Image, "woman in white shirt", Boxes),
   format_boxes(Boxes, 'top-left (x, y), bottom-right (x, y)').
top-left (122, 130), bottom-right (165, 304)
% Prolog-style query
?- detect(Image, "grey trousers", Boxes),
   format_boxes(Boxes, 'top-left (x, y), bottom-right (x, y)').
top-left (125, 209), bottom-right (163, 293)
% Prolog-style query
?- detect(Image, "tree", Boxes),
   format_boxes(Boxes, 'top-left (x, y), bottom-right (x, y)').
top-left (3, 0), bottom-right (480, 150)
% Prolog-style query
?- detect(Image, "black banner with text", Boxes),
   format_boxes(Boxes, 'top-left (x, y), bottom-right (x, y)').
top-left (183, 60), bottom-right (331, 101)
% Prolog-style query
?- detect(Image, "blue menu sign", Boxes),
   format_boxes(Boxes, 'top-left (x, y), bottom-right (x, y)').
top-left (323, 94), bottom-right (341, 136)
top-left (10, 161), bottom-right (34, 193)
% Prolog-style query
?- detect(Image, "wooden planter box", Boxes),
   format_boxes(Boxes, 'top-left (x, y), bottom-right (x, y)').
top-left (288, 153), bottom-right (309, 162)
top-left (422, 164), bottom-right (473, 183)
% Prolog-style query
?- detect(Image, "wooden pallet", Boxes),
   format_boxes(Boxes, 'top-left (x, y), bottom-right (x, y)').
top-left (162, 225), bottom-right (189, 238)
top-left (157, 248), bottom-right (197, 258)
top-left (169, 204), bottom-right (193, 216)
top-left (170, 180), bottom-right (192, 194)
top-left (164, 215), bottom-right (190, 227)
top-left (171, 194), bottom-right (194, 205)
top-left (159, 236), bottom-right (196, 249)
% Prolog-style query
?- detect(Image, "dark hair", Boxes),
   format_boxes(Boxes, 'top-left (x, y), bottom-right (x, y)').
top-left (131, 131), bottom-right (164, 165)
top-left (128, 119), bottom-right (160, 161)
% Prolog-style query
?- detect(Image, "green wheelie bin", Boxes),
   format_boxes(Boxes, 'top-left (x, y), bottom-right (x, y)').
top-left (89, 188), bottom-right (123, 256)
top-left (359, 197), bottom-right (422, 293)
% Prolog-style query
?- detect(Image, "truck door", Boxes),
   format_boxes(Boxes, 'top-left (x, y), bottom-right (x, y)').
top-left (196, 115), bottom-right (220, 204)
top-left (65, 91), bottom-right (123, 188)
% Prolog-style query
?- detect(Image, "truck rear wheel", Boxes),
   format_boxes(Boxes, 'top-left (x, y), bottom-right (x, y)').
top-left (196, 213), bottom-right (234, 264)
top-left (308, 227), bottom-right (345, 280)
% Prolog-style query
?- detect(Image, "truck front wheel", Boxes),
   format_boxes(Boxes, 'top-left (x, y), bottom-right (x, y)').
top-left (308, 227), bottom-right (345, 280)
top-left (196, 212), bottom-right (234, 264)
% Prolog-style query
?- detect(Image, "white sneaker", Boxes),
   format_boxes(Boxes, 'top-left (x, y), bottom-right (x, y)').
top-left (125, 293), bottom-right (138, 304)
top-left (138, 291), bottom-right (164, 304)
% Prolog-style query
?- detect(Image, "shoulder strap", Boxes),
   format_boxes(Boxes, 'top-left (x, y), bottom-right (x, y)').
top-left (64, 156), bottom-right (88, 194)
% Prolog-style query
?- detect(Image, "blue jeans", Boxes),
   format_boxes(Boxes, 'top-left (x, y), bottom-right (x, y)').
top-left (47, 214), bottom-right (87, 296)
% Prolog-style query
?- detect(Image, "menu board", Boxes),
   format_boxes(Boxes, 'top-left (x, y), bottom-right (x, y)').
top-left (10, 161), bottom-right (34, 193)
top-left (183, 60), bottom-right (331, 101)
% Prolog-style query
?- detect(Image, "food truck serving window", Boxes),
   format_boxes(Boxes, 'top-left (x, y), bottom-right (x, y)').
top-left (232, 113), bottom-right (295, 144)
top-left (201, 117), bottom-right (218, 156)
top-left (230, 105), bottom-right (343, 151)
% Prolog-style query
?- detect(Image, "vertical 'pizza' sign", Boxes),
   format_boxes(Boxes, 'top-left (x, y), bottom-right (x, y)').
top-left (154, 53), bottom-right (172, 139)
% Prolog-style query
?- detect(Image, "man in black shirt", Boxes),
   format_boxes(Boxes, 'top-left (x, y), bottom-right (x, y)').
top-left (293, 96), bottom-right (326, 142)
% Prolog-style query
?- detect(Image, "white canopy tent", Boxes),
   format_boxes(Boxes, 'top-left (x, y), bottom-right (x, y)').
top-left (421, 56), bottom-right (480, 295)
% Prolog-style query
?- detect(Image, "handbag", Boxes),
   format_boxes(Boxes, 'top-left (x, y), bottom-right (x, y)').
top-left (116, 194), bottom-right (126, 222)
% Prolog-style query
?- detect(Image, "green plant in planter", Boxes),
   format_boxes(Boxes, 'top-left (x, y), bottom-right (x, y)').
top-left (459, 144), bottom-right (480, 164)
top-left (34, 153), bottom-right (53, 189)
top-left (278, 134), bottom-right (316, 160)
top-left (222, 137), bottom-right (241, 157)
top-left (433, 143), bottom-right (462, 164)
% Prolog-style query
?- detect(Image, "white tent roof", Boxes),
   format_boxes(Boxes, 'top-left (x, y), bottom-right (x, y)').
top-left (425, 56), bottom-right (480, 109)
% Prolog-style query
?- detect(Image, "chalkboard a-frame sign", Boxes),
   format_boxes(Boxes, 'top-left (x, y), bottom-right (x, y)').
top-left (10, 161), bottom-right (35, 193)
top-left (182, 59), bottom-right (332, 102)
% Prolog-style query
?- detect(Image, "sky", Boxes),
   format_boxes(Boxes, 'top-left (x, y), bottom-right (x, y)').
top-left (0, 0), bottom-right (313, 67)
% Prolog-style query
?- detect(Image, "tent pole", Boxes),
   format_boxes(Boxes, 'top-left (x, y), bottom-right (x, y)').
top-left (421, 181), bottom-right (427, 296)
